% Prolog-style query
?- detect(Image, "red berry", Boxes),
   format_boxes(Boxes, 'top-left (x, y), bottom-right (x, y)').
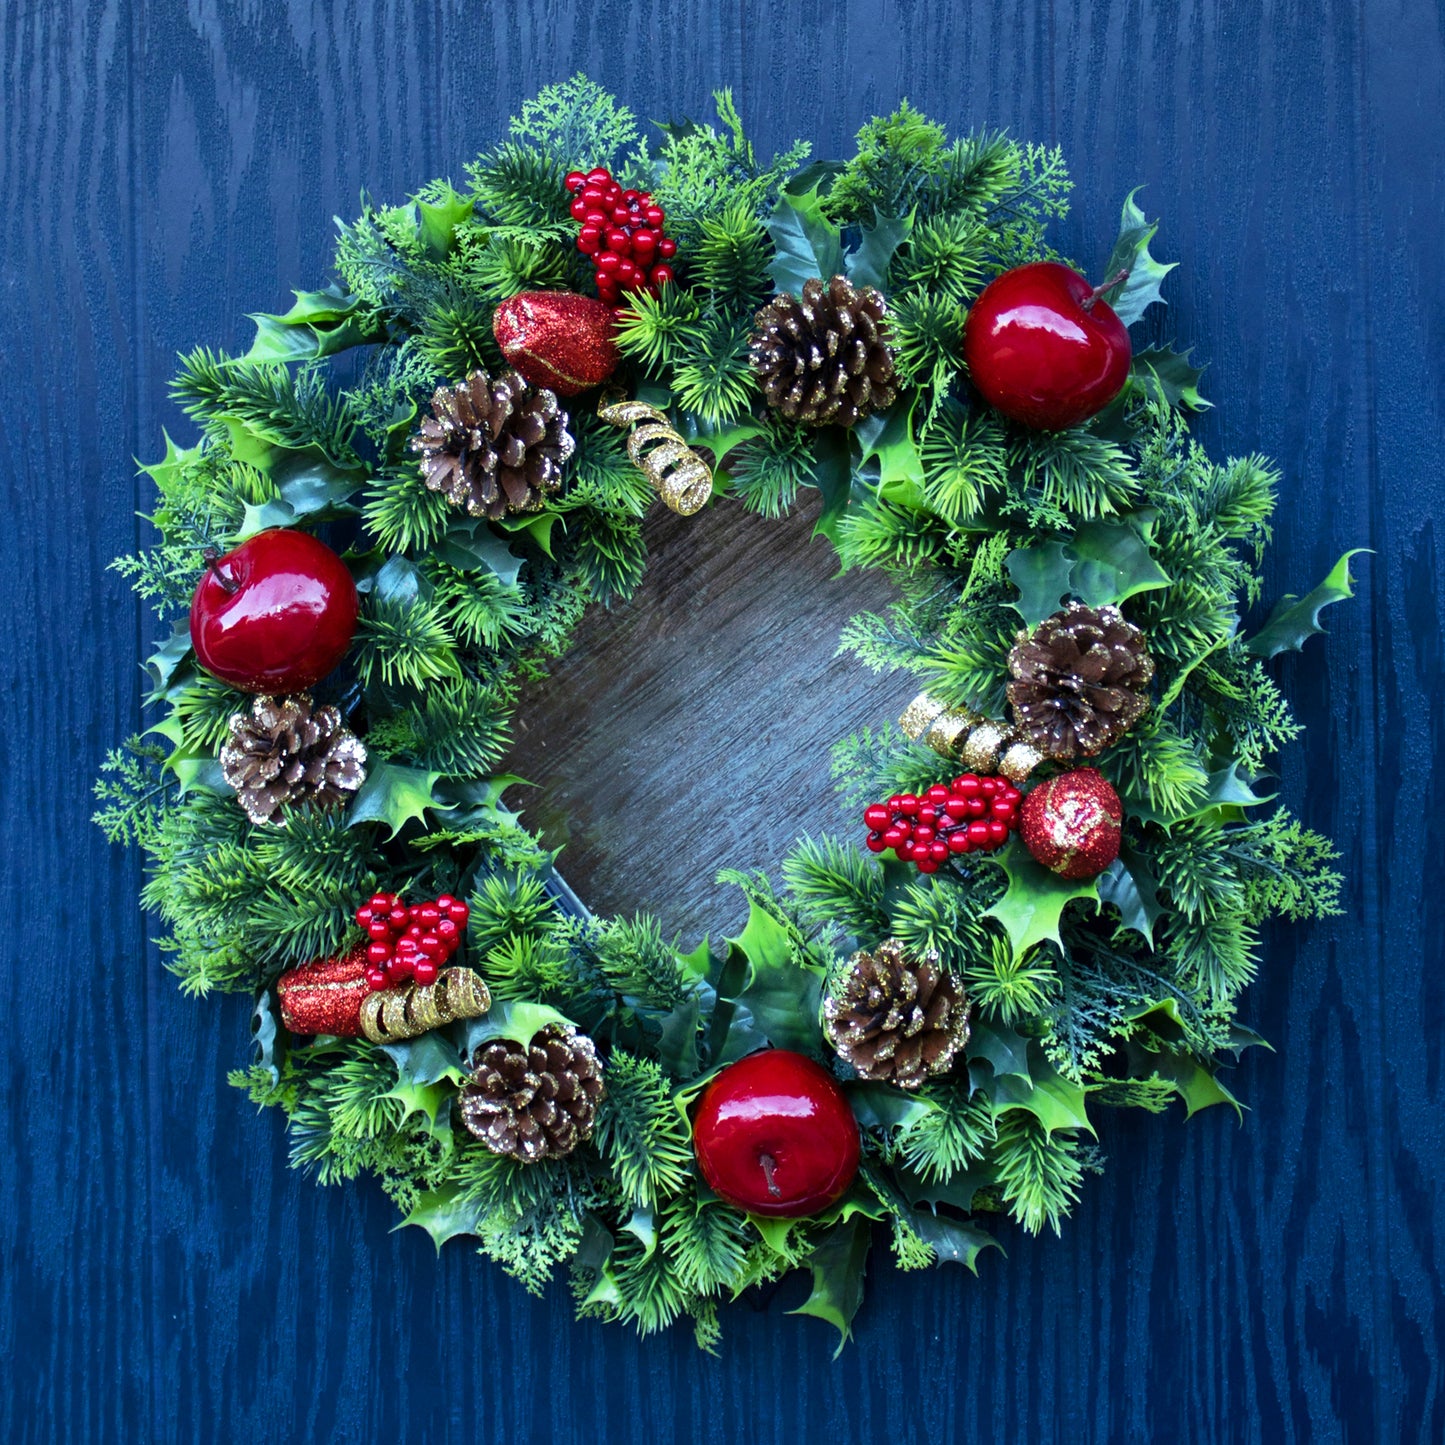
top-left (414, 960), bottom-right (439, 987)
top-left (564, 171), bottom-right (586, 193)
top-left (948, 831), bottom-right (972, 854)
top-left (887, 795), bottom-right (903, 809)
top-left (968, 821), bottom-right (991, 845)
top-left (436, 894), bottom-right (456, 912)
top-left (930, 841), bottom-right (949, 861)
top-left (866, 832), bottom-right (887, 853)
top-left (966, 797), bottom-right (988, 817)
top-left (631, 229), bottom-right (656, 254)
top-left (899, 795), bottom-right (919, 815)
top-left (365, 967), bottom-right (388, 991)
top-left (955, 775), bottom-right (981, 794)
top-left (569, 197), bottom-right (589, 222)
top-left (367, 919), bottom-right (391, 941)
top-left (367, 941), bottom-right (391, 964)
top-left (650, 264), bottom-right (675, 287)
top-left (585, 167), bottom-right (611, 185)
top-left (914, 825), bottom-right (936, 844)
top-left (596, 251), bottom-right (622, 274)
top-left (645, 206), bottom-right (664, 227)
top-left (385, 959), bottom-right (411, 987)
top-left (395, 937), bottom-right (418, 957)
top-left (987, 820), bottom-right (1010, 846)
top-left (415, 904), bottom-right (438, 928)
top-left (926, 785), bottom-right (949, 804)
top-left (864, 804), bottom-right (890, 830)
top-left (437, 917), bottom-right (459, 941)
top-left (917, 858), bottom-right (941, 874)
top-left (658, 237), bottom-right (677, 259)
top-left (577, 227), bottom-right (601, 255)
top-left (606, 228), bottom-right (632, 255)
top-left (368, 893), bottom-right (390, 912)
top-left (981, 778), bottom-right (998, 796)
top-left (882, 826), bottom-right (907, 848)
top-left (584, 209), bottom-right (609, 228)
top-left (419, 934), bottom-right (444, 960)
top-left (448, 901), bottom-right (469, 929)
top-left (993, 799), bottom-right (1016, 822)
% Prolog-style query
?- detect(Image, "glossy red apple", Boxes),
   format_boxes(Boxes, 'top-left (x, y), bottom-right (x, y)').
top-left (963, 261), bottom-right (1132, 430)
top-left (692, 1049), bottom-right (860, 1217)
top-left (190, 528), bottom-right (358, 694)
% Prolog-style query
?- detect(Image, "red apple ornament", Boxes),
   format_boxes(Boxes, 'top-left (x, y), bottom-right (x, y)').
top-left (692, 1050), bottom-right (860, 1217)
top-left (963, 261), bottom-right (1132, 430)
top-left (190, 529), bottom-right (358, 694)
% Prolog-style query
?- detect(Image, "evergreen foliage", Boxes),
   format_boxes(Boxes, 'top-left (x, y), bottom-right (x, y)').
top-left (98, 77), bottom-right (1348, 1350)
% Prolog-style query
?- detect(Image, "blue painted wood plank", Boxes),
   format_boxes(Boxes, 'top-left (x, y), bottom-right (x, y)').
top-left (1, 1), bottom-right (1440, 1442)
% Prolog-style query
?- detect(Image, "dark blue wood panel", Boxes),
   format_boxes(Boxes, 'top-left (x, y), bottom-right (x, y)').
top-left (1, 1), bottom-right (1441, 1441)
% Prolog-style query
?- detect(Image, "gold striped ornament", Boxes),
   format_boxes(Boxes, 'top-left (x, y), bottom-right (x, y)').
top-left (898, 692), bottom-right (1043, 783)
top-left (359, 966), bottom-right (492, 1045)
top-left (597, 396), bottom-right (714, 516)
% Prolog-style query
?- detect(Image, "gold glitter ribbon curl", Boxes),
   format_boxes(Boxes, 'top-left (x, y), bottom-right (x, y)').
top-left (360, 966), bottom-right (492, 1045)
top-left (898, 691), bottom-right (1043, 784)
top-left (597, 396), bottom-right (714, 516)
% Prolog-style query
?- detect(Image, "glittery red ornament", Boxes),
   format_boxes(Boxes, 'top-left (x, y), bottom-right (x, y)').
top-left (277, 943), bottom-right (371, 1037)
top-left (492, 291), bottom-right (619, 396)
top-left (1019, 768), bottom-right (1123, 880)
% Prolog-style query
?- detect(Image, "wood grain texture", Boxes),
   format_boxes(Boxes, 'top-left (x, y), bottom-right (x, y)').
top-left (1, 1), bottom-right (1440, 1441)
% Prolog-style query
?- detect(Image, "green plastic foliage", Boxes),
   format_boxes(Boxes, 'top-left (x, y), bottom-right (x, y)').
top-left (982, 843), bottom-right (1102, 960)
top-left (766, 183), bottom-right (844, 296)
top-left (1245, 550), bottom-right (1365, 657)
top-left (1100, 188), bottom-right (1176, 328)
top-left (720, 901), bottom-right (824, 1056)
top-left (1006, 518), bottom-right (1170, 626)
top-left (346, 761), bottom-right (444, 839)
top-left (789, 1216), bottom-right (873, 1354)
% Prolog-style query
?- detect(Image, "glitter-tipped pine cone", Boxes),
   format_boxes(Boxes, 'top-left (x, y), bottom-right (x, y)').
top-left (410, 368), bottom-right (575, 519)
top-left (749, 275), bottom-right (898, 428)
top-left (1007, 602), bottom-right (1155, 760)
top-left (823, 940), bottom-right (972, 1090)
top-left (219, 693), bottom-right (366, 826)
top-left (458, 1024), bottom-right (606, 1162)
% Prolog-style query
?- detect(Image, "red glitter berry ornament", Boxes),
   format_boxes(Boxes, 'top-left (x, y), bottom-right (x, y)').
top-left (862, 774), bottom-right (1021, 874)
top-left (492, 291), bottom-right (620, 396)
top-left (1018, 768), bottom-right (1123, 880)
top-left (355, 892), bottom-right (470, 991)
top-left (565, 167), bottom-right (678, 303)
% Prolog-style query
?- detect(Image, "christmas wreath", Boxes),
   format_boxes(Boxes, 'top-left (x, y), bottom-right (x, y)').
top-left (96, 76), bottom-right (1357, 1351)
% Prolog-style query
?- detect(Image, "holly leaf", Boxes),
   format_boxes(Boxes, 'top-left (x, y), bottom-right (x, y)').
top-left (242, 285), bottom-right (378, 365)
top-left (1244, 550), bottom-right (1365, 658)
top-left (380, 1033), bottom-right (465, 1127)
top-left (460, 1000), bottom-right (573, 1053)
top-left (846, 1082), bottom-right (932, 1133)
top-left (142, 623), bottom-right (194, 701)
top-left (689, 417), bottom-right (768, 468)
top-left (1005, 540), bottom-right (1074, 625)
top-left (415, 186), bottom-right (475, 258)
top-left (655, 992), bottom-right (703, 1079)
top-left (138, 431), bottom-right (203, 490)
top-left (236, 454), bottom-right (364, 538)
top-left (722, 902), bottom-right (824, 1055)
top-left (967, 1019), bottom-right (1033, 1085)
top-left (855, 399), bottom-right (925, 492)
top-left (982, 842), bottom-right (1100, 959)
top-left (910, 1209), bottom-right (1001, 1273)
top-left (1100, 188), bottom-right (1176, 328)
top-left (1130, 344), bottom-right (1209, 410)
top-left (433, 515), bottom-right (525, 584)
top-left (1150, 1047), bottom-right (1243, 1119)
top-left (1097, 849), bottom-right (1167, 943)
top-left (767, 183), bottom-right (844, 297)
top-left (1127, 761), bottom-right (1275, 826)
top-left (400, 1184), bottom-right (484, 1251)
top-left (788, 1216), bottom-right (872, 1355)
top-left (809, 426), bottom-right (855, 545)
top-left (1068, 519), bottom-right (1171, 608)
top-left (990, 1043), bottom-right (1094, 1136)
top-left (846, 210), bottom-right (913, 291)
top-left (249, 989), bottom-right (281, 1084)
top-left (346, 761), bottom-right (444, 839)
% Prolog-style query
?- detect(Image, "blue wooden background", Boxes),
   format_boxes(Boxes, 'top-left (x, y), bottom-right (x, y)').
top-left (3, 1), bottom-right (1442, 1440)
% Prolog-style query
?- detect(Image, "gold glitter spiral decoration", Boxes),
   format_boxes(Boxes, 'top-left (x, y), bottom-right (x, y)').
top-left (898, 691), bottom-right (1043, 783)
top-left (597, 397), bottom-right (713, 516)
top-left (359, 967), bottom-right (492, 1044)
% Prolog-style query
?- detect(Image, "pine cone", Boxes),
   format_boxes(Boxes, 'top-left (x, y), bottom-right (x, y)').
top-left (410, 369), bottom-right (575, 519)
top-left (749, 275), bottom-right (898, 428)
top-left (1006, 602), bottom-right (1155, 760)
top-left (458, 1024), bottom-right (606, 1161)
top-left (220, 694), bottom-right (367, 826)
top-left (822, 939), bottom-right (971, 1090)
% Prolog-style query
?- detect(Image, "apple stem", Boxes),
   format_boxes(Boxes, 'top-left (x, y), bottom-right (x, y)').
top-left (759, 1152), bottom-right (782, 1199)
top-left (202, 546), bottom-right (241, 595)
top-left (1081, 268), bottom-right (1131, 313)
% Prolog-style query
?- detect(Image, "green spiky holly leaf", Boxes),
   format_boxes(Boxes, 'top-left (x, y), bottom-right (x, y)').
top-left (243, 285), bottom-right (379, 365)
top-left (346, 761), bottom-right (444, 839)
top-left (401, 1183), bottom-right (484, 1251)
top-left (846, 210), bottom-right (913, 291)
top-left (982, 842), bottom-right (1102, 960)
top-left (909, 1208), bottom-right (1001, 1272)
top-left (1131, 344), bottom-right (1209, 410)
top-left (767, 183), bottom-right (844, 297)
top-left (1100, 188), bottom-right (1176, 328)
top-left (719, 901), bottom-right (824, 1055)
top-left (1245, 550), bottom-right (1365, 658)
top-left (788, 1215), bottom-right (872, 1355)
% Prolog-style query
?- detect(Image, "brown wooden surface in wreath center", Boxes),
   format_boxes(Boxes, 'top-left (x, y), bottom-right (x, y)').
top-left (505, 493), bottom-right (903, 942)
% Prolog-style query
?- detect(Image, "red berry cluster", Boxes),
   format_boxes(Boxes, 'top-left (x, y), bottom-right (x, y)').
top-left (354, 892), bottom-right (471, 992)
top-left (863, 775), bottom-right (1023, 874)
top-left (565, 167), bottom-right (677, 303)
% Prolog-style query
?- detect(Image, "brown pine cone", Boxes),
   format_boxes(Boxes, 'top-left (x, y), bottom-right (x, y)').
top-left (410, 369), bottom-right (575, 519)
top-left (1006, 602), bottom-right (1155, 760)
top-left (219, 693), bottom-right (366, 826)
top-left (749, 274), bottom-right (898, 428)
top-left (822, 939), bottom-right (971, 1090)
top-left (457, 1024), bottom-right (606, 1162)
